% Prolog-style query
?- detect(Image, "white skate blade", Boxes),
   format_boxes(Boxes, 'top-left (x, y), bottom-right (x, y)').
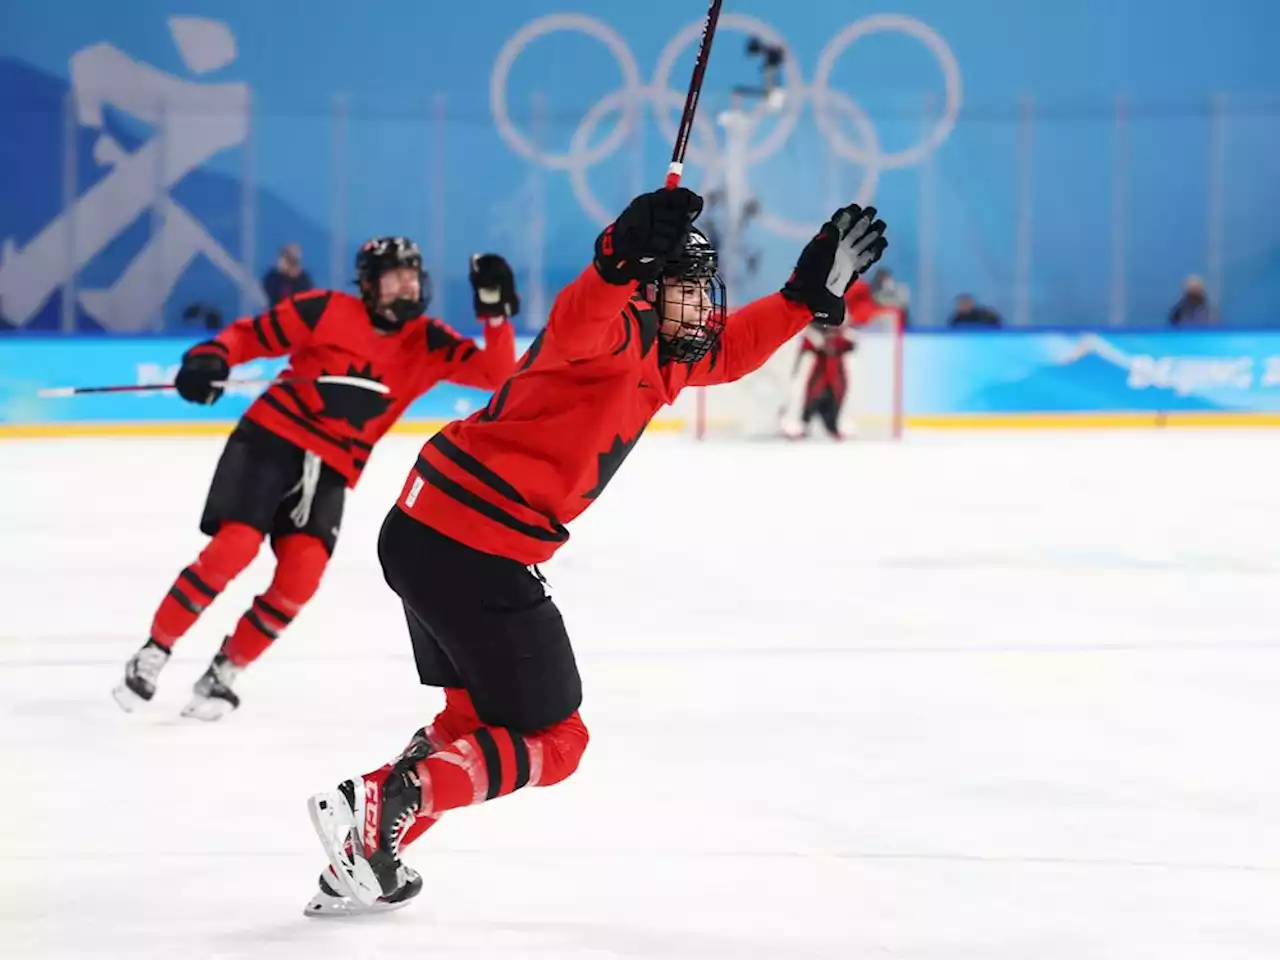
top-left (180, 694), bottom-right (236, 722)
top-left (307, 790), bottom-right (381, 906)
top-left (303, 887), bottom-right (412, 919)
top-left (112, 682), bottom-right (147, 713)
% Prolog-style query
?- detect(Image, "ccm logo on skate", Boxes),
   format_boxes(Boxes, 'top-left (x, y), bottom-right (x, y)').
top-left (363, 780), bottom-right (381, 853)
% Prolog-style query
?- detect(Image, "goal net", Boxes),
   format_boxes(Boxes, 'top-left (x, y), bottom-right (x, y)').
top-left (685, 308), bottom-right (904, 441)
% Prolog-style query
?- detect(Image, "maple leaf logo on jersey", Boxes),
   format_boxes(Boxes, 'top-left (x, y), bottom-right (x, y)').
top-left (581, 428), bottom-right (648, 501)
top-left (315, 363), bottom-right (394, 430)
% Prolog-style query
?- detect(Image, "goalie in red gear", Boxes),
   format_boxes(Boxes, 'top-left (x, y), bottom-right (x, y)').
top-left (777, 279), bottom-right (884, 440)
top-left (302, 187), bottom-right (888, 916)
top-left (112, 239), bottom-right (520, 721)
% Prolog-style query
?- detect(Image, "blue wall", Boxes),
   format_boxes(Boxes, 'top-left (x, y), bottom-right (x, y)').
top-left (7, 330), bottom-right (1280, 427)
top-left (1, 1), bottom-right (1278, 335)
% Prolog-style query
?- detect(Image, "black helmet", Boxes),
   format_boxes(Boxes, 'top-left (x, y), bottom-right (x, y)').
top-left (651, 226), bottom-right (727, 364)
top-left (355, 236), bottom-right (432, 329)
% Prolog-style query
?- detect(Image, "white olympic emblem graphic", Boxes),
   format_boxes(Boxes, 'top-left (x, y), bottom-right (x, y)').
top-left (490, 12), bottom-right (962, 239)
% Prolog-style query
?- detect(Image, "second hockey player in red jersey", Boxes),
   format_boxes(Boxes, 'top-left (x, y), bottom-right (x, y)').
top-left (112, 238), bottom-right (519, 720)
top-left (304, 188), bottom-right (887, 915)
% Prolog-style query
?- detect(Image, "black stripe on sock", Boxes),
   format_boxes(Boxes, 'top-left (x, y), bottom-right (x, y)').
top-left (167, 586), bottom-right (201, 616)
top-left (254, 596), bottom-right (292, 626)
top-left (473, 729), bottom-right (504, 801)
top-left (245, 609), bottom-right (279, 640)
top-left (179, 567), bottom-right (218, 600)
top-left (510, 731), bottom-right (530, 791)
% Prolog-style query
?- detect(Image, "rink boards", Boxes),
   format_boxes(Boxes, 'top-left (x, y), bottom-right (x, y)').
top-left (5, 329), bottom-right (1280, 436)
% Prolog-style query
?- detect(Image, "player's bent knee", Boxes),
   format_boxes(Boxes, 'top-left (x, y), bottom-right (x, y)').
top-left (532, 711), bottom-right (589, 787)
top-left (200, 521), bottom-right (264, 580)
top-left (270, 534), bottom-right (329, 606)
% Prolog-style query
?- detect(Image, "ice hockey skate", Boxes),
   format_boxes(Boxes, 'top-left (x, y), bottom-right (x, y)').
top-left (112, 639), bottom-right (171, 711)
top-left (307, 744), bottom-right (429, 906)
top-left (180, 648), bottom-right (242, 721)
top-left (303, 862), bottom-right (423, 918)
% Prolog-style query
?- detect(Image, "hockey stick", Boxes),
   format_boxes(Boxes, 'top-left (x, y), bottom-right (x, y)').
top-left (36, 374), bottom-right (391, 399)
top-left (664, 0), bottom-right (724, 188)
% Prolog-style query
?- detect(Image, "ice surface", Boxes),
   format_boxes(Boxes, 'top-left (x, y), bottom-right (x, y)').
top-left (1, 430), bottom-right (1278, 959)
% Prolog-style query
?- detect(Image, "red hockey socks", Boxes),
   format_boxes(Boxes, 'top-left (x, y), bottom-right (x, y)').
top-left (223, 533), bottom-right (328, 667)
top-left (149, 522), bottom-right (263, 649)
top-left (413, 711), bottom-right (589, 818)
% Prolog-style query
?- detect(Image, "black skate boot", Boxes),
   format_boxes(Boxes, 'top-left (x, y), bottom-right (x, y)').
top-left (112, 639), bottom-right (171, 712)
top-left (306, 735), bottom-right (434, 906)
top-left (303, 862), bottom-right (423, 918)
top-left (180, 647), bottom-right (242, 721)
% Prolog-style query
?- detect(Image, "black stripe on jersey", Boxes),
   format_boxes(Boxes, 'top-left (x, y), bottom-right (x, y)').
top-left (168, 585), bottom-right (202, 615)
top-left (415, 458), bottom-right (568, 543)
top-left (180, 567), bottom-right (218, 601)
top-left (510, 731), bottom-right (531, 791)
top-left (634, 303), bottom-right (660, 358)
top-left (454, 343), bottom-right (478, 364)
top-left (425, 321), bottom-right (464, 353)
top-left (353, 457), bottom-right (368, 473)
top-left (429, 434), bottom-right (532, 508)
top-left (268, 307), bottom-right (289, 349)
top-left (254, 596), bottom-right (293, 626)
top-left (292, 292), bottom-right (331, 330)
top-left (473, 728), bottom-right (503, 800)
top-left (612, 306), bottom-right (634, 356)
top-left (278, 382), bottom-right (319, 421)
top-left (251, 316), bottom-right (272, 351)
top-left (261, 393), bottom-right (351, 452)
top-left (351, 438), bottom-right (374, 453)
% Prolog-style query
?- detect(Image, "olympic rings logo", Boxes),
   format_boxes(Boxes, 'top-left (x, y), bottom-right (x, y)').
top-left (490, 12), bottom-right (962, 239)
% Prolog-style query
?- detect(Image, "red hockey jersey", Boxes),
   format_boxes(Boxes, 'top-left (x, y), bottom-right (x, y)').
top-left (397, 266), bottom-right (814, 564)
top-left (209, 290), bottom-right (517, 486)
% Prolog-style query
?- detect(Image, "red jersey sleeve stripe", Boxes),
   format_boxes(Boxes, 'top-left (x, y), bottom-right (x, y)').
top-left (250, 316), bottom-right (273, 352)
top-left (414, 456), bottom-right (568, 544)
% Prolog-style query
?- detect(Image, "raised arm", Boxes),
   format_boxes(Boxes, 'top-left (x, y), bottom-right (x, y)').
top-left (425, 316), bottom-right (518, 391)
top-left (691, 203), bottom-right (887, 386)
top-left (549, 187), bottom-right (704, 360)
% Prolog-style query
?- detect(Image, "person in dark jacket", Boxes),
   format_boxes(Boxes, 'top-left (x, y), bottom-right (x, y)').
top-left (262, 243), bottom-right (314, 305)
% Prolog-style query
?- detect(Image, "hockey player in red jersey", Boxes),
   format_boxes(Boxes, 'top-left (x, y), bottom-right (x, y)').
top-left (777, 278), bottom-right (886, 440)
top-left (112, 238), bottom-right (520, 720)
top-left (303, 188), bottom-right (887, 915)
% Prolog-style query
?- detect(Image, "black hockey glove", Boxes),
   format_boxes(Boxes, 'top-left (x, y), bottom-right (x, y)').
top-left (594, 187), bottom-right (704, 285)
top-left (174, 342), bottom-right (230, 405)
top-left (469, 253), bottom-right (520, 319)
top-left (782, 204), bottom-right (888, 326)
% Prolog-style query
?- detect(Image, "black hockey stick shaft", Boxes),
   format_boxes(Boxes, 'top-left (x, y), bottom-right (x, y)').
top-left (664, 0), bottom-right (724, 188)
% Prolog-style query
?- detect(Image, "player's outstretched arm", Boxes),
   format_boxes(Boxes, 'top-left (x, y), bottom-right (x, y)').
top-left (427, 254), bottom-right (521, 391)
top-left (548, 187), bottom-right (703, 360)
top-left (688, 203), bottom-right (887, 387)
top-left (172, 292), bottom-right (330, 405)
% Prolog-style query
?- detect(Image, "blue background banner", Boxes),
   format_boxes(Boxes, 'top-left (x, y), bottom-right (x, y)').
top-left (1, 1), bottom-right (1277, 335)
top-left (9, 331), bottom-right (1280, 429)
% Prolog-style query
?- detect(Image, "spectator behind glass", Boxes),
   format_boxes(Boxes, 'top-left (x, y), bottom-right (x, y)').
top-left (1169, 274), bottom-right (1217, 326)
top-left (947, 293), bottom-right (1002, 329)
top-left (870, 268), bottom-right (910, 326)
top-left (262, 243), bottom-right (314, 306)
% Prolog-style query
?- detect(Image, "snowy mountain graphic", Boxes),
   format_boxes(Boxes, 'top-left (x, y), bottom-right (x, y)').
top-left (964, 333), bottom-right (1280, 412)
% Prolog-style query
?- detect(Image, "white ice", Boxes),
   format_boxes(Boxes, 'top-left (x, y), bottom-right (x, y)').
top-left (1, 430), bottom-right (1278, 959)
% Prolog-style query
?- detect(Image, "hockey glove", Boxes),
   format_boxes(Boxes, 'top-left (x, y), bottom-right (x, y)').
top-left (594, 187), bottom-right (704, 285)
top-left (782, 204), bottom-right (888, 326)
top-left (469, 253), bottom-right (520, 319)
top-left (174, 342), bottom-right (230, 405)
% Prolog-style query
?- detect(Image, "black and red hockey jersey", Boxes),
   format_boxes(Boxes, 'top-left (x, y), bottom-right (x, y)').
top-left (208, 290), bottom-right (517, 486)
top-left (397, 265), bottom-right (814, 564)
